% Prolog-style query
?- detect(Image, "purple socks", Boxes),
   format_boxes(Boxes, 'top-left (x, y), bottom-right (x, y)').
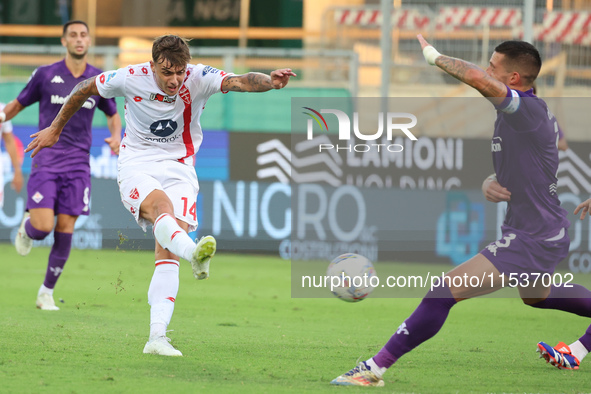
top-left (43, 232), bottom-right (73, 289)
top-left (25, 219), bottom-right (50, 240)
top-left (373, 284), bottom-right (457, 368)
top-left (530, 284), bottom-right (591, 353)
top-left (529, 284), bottom-right (591, 317)
top-left (579, 326), bottom-right (591, 352)
top-left (372, 283), bottom-right (591, 370)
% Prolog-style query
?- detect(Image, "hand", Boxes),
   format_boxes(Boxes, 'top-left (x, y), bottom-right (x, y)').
top-left (105, 135), bottom-right (121, 155)
top-left (11, 170), bottom-right (23, 193)
top-left (482, 175), bottom-right (511, 203)
top-left (417, 34), bottom-right (431, 50)
top-left (417, 34), bottom-right (441, 66)
top-left (270, 68), bottom-right (296, 89)
top-left (574, 198), bottom-right (591, 220)
top-left (24, 126), bottom-right (61, 157)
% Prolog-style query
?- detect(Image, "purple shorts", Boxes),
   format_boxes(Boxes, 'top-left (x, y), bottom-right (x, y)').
top-left (26, 170), bottom-right (91, 216)
top-left (480, 227), bottom-right (570, 278)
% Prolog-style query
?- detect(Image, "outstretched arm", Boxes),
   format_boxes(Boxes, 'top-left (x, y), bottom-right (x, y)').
top-left (0, 99), bottom-right (26, 123)
top-left (222, 68), bottom-right (296, 92)
top-left (25, 77), bottom-right (99, 157)
top-left (417, 34), bottom-right (507, 106)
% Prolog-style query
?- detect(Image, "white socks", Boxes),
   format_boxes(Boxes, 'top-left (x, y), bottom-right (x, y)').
top-left (148, 260), bottom-right (180, 339)
top-left (153, 213), bottom-right (195, 261)
top-left (38, 284), bottom-right (53, 296)
top-left (366, 358), bottom-right (387, 378)
top-left (569, 340), bottom-right (589, 362)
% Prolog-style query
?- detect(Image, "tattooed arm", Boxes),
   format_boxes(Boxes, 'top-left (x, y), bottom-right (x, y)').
top-left (417, 34), bottom-right (507, 106)
top-left (25, 77), bottom-right (99, 157)
top-left (222, 68), bottom-right (296, 92)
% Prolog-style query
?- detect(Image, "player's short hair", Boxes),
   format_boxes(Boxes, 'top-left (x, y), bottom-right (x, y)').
top-left (494, 41), bottom-right (542, 86)
top-left (62, 20), bottom-right (89, 37)
top-left (152, 35), bottom-right (191, 67)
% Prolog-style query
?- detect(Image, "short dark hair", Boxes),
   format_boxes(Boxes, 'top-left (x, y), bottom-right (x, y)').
top-left (62, 20), bottom-right (89, 37)
top-left (494, 41), bottom-right (542, 86)
top-left (152, 35), bottom-right (191, 67)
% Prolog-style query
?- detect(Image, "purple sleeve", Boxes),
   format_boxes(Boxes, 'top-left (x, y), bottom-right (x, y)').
top-left (494, 85), bottom-right (520, 114)
top-left (16, 67), bottom-right (43, 107)
top-left (557, 123), bottom-right (564, 139)
top-left (98, 96), bottom-right (118, 117)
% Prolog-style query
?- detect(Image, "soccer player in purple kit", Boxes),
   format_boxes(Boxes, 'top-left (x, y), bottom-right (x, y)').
top-left (0, 20), bottom-right (121, 311)
top-left (330, 36), bottom-right (591, 387)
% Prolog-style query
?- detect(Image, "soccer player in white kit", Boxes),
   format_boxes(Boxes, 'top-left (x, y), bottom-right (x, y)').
top-left (0, 102), bottom-right (23, 208)
top-left (26, 35), bottom-right (296, 356)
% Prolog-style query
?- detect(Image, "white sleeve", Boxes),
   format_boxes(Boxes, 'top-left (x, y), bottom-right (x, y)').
top-left (192, 64), bottom-right (234, 97)
top-left (96, 68), bottom-right (127, 99)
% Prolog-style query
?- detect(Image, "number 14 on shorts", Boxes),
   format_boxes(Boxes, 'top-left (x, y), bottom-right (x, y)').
top-left (181, 197), bottom-right (196, 221)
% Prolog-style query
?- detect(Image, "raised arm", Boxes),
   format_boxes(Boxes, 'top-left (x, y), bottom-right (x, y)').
top-left (221, 68), bottom-right (296, 92)
top-left (417, 34), bottom-right (507, 106)
top-left (25, 76), bottom-right (99, 157)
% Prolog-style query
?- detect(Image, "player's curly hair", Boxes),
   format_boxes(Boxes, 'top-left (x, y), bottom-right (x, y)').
top-left (494, 41), bottom-right (542, 86)
top-left (152, 35), bottom-right (191, 67)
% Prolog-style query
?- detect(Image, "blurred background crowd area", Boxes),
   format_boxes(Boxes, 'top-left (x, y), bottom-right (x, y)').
top-left (0, 0), bottom-right (590, 138)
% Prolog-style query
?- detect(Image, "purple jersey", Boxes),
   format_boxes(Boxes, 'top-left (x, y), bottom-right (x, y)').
top-left (17, 59), bottom-right (117, 174)
top-left (493, 87), bottom-right (570, 239)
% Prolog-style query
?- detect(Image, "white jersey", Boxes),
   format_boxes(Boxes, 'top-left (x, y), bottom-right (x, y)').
top-left (0, 102), bottom-right (14, 178)
top-left (0, 102), bottom-right (14, 207)
top-left (96, 62), bottom-right (231, 167)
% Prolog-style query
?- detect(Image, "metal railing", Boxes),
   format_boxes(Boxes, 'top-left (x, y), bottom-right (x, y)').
top-left (0, 45), bottom-right (359, 96)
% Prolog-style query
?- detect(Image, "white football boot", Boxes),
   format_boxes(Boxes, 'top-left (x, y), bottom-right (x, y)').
top-left (191, 235), bottom-right (217, 280)
top-left (15, 212), bottom-right (33, 256)
top-left (36, 293), bottom-right (60, 311)
top-left (143, 336), bottom-right (182, 356)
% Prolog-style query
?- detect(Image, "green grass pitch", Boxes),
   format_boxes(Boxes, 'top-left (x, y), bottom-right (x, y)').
top-left (0, 244), bottom-right (590, 393)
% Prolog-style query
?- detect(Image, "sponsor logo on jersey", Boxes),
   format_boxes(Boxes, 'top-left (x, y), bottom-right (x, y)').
top-left (202, 65), bottom-right (219, 76)
top-left (105, 72), bottom-right (116, 83)
top-left (134, 96), bottom-right (143, 102)
top-left (50, 75), bottom-right (65, 83)
top-left (149, 93), bottom-right (176, 104)
top-left (51, 95), bottom-right (96, 109)
top-left (149, 119), bottom-right (178, 137)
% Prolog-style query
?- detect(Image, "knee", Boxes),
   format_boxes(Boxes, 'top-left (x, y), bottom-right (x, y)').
top-left (30, 219), bottom-right (54, 233)
top-left (146, 200), bottom-right (174, 222)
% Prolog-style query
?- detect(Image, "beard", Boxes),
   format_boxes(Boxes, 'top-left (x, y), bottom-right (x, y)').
top-left (69, 50), bottom-right (87, 60)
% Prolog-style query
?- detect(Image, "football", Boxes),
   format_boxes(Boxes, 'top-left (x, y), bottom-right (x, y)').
top-left (326, 253), bottom-right (377, 302)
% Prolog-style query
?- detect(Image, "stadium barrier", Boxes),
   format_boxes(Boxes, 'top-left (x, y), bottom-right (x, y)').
top-left (0, 44), bottom-right (358, 97)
